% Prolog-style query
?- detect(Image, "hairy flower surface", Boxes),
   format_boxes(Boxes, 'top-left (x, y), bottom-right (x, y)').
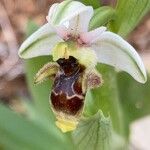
top-left (19, 0), bottom-right (147, 132)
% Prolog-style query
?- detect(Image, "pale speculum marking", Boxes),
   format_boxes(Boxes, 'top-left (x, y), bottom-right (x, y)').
top-left (51, 56), bottom-right (85, 115)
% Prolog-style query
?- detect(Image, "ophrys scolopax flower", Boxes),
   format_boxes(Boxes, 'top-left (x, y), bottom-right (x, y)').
top-left (19, 0), bottom-right (147, 132)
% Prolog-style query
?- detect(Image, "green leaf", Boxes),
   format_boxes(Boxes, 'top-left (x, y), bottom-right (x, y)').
top-left (25, 56), bottom-right (54, 119)
top-left (78, 0), bottom-right (101, 8)
top-left (117, 72), bottom-right (150, 136)
top-left (89, 6), bottom-right (116, 30)
top-left (0, 104), bottom-right (72, 150)
top-left (73, 111), bottom-right (111, 150)
top-left (109, 0), bottom-right (150, 37)
top-left (22, 101), bottom-right (54, 130)
top-left (73, 111), bottom-right (126, 150)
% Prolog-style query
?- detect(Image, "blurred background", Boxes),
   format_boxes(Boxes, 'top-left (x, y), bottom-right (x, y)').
top-left (0, 0), bottom-right (150, 149)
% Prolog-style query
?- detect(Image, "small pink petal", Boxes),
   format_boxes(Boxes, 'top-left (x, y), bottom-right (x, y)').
top-left (55, 25), bottom-right (69, 40)
top-left (80, 27), bottom-right (107, 44)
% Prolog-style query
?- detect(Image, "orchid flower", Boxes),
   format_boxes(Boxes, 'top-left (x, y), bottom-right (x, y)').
top-left (18, 0), bottom-right (147, 132)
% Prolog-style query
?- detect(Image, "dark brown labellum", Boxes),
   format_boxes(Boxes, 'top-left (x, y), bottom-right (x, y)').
top-left (51, 56), bottom-right (85, 116)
